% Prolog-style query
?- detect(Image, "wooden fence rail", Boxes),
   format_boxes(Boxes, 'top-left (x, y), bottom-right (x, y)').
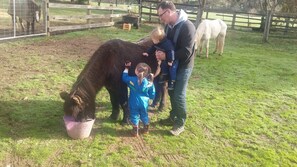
top-left (139, 1), bottom-right (297, 36)
top-left (47, 3), bottom-right (130, 35)
top-left (44, 2), bottom-right (297, 36)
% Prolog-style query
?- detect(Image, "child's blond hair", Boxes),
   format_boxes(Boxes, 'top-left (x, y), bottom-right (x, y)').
top-left (150, 26), bottom-right (166, 42)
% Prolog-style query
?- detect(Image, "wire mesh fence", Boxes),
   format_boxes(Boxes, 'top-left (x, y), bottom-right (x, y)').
top-left (0, 0), bottom-right (47, 40)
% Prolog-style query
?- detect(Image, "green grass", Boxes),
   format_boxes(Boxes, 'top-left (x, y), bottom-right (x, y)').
top-left (0, 25), bottom-right (296, 166)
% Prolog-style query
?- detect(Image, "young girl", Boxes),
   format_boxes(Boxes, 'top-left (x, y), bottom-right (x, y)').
top-left (122, 62), bottom-right (155, 137)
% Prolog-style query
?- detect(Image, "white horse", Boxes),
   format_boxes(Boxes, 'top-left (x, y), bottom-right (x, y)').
top-left (7, 0), bottom-right (41, 34)
top-left (195, 19), bottom-right (227, 58)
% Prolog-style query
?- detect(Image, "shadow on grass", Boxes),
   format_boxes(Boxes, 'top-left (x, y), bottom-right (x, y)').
top-left (0, 99), bottom-right (173, 141)
top-left (0, 100), bottom-right (112, 140)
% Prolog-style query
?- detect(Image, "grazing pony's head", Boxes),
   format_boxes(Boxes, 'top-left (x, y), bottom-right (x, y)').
top-left (60, 78), bottom-right (96, 122)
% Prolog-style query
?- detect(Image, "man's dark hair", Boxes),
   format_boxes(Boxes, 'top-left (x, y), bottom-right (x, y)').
top-left (156, 1), bottom-right (176, 11)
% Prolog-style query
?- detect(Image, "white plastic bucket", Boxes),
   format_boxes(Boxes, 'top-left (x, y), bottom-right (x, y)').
top-left (63, 116), bottom-right (95, 139)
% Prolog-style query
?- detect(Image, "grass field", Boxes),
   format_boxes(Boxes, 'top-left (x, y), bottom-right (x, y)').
top-left (0, 25), bottom-right (296, 166)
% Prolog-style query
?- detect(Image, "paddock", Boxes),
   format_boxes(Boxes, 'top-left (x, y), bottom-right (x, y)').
top-left (0, 26), bottom-right (296, 166)
top-left (0, 2), bottom-right (296, 167)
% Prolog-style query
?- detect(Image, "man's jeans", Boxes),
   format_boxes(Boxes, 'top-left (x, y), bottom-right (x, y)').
top-left (168, 67), bottom-right (193, 126)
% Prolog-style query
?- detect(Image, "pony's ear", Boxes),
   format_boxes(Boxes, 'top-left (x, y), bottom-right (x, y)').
top-left (60, 91), bottom-right (69, 101)
top-left (72, 95), bottom-right (83, 106)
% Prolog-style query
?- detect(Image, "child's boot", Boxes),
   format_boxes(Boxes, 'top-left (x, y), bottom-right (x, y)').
top-left (159, 74), bottom-right (168, 83)
top-left (143, 124), bottom-right (149, 134)
top-left (131, 126), bottom-right (139, 137)
top-left (168, 80), bottom-right (175, 90)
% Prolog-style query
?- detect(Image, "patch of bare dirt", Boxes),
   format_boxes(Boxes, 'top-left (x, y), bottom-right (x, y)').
top-left (0, 36), bottom-right (102, 89)
top-left (104, 121), bottom-right (185, 166)
top-left (33, 37), bottom-right (102, 60)
top-left (2, 154), bottom-right (35, 167)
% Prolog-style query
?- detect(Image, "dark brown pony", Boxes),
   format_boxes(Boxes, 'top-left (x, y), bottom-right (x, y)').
top-left (60, 38), bottom-right (158, 124)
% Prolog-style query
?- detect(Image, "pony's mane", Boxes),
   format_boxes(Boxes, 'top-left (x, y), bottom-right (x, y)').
top-left (71, 76), bottom-right (96, 101)
top-left (136, 36), bottom-right (153, 48)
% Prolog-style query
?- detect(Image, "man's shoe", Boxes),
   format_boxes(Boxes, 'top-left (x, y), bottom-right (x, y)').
top-left (159, 117), bottom-right (174, 126)
top-left (170, 125), bottom-right (185, 136)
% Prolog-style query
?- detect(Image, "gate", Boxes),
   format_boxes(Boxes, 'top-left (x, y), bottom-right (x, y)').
top-left (0, 0), bottom-right (47, 41)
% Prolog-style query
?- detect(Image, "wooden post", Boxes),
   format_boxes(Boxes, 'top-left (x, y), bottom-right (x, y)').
top-left (139, 0), bottom-right (142, 24)
top-left (195, 0), bottom-right (204, 28)
top-left (110, 4), bottom-right (113, 22)
top-left (248, 14), bottom-right (250, 27)
top-left (87, 8), bottom-right (91, 29)
top-left (149, 3), bottom-right (152, 22)
top-left (46, 0), bottom-right (50, 36)
top-left (284, 17), bottom-right (289, 35)
top-left (231, 13), bottom-right (236, 30)
top-left (263, 10), bottom-right (272, 42)
top-left (260, 15), bottom-right (265, 31)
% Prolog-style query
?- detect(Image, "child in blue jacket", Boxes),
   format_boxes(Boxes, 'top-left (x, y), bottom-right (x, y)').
top-left (122, 62), bottom-right (155, 137)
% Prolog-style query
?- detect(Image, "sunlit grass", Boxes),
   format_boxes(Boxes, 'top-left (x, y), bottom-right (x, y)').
top-left (0, 26), bottom-right (296, 166)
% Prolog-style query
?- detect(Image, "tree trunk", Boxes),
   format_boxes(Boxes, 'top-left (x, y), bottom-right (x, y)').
top-left (194, 0), bottom-right (205, 28)
top-left (263, 10), bottom-right (272, 42)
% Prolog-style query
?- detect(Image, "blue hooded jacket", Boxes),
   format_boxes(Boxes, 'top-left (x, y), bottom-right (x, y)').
top-left (122, 69), bottom-right (155, 109)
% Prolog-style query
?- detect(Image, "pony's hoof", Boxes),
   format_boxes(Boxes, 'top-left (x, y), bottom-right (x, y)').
top-left (109, 114), bottom-right (119, 121)
top-left (120, 118), bottom-right (131, 126)
top-left (120, 121), bottom-right (129, 126)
